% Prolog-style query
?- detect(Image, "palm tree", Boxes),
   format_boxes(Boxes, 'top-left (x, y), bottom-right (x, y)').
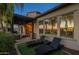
top-left (6, 3), bottom-right (14, 32)
top-left (0, 4), bottom-right (7, 31)
top-left (0, 3), bottom-right (24, 32)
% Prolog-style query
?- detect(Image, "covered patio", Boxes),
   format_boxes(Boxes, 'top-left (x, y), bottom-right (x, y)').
top-left (13, 14), bottom-right (36, 39)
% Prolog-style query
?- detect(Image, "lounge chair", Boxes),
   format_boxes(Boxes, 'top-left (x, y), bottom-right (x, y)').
top-left (35, 37), bottom-right (62, 55)
top-left (26, 36), bottom-right (50, 47)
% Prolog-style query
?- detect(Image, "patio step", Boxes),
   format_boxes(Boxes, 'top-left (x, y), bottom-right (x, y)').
top-left (63, 47), bottom-right (79, 55)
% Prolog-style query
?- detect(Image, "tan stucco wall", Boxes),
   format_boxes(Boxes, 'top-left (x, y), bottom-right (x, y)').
top-left (34, 4), bottom-right (79, 51)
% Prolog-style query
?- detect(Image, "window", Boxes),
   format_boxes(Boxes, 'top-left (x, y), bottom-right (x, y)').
top-left (50, 17), bottom-right (57, 35)
top-left (45, 19), bottom-right (51, 34)
top-left (39, 20), bottom-right (44, 34)
top-left (60, 12), bottom-right (74, 38)
top-left (44, 17), bottom-right (57, 35)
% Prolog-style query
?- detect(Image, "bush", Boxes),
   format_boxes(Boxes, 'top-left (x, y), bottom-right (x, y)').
top-left (0, 32), bottom-right (16, 53)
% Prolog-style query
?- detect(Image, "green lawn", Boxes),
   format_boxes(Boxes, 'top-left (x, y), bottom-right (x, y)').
top-left (17, 43), bottom-right (68, 55)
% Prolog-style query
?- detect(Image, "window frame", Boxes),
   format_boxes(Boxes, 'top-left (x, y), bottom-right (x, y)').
top-left (60, 12), bottom-right (74, 38)
top-left (39, 20), bottom-right (44, 34)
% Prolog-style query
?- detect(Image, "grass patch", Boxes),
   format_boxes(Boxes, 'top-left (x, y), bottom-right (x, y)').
top-left (0, 32), bottom-right (16, 54)
top-left (17, 43), bottom-right (68, 55)
top-left (17, 43), bottom-right (36, 55)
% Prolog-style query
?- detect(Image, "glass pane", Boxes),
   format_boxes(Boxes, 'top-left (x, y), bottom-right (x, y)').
top-left (44, 17), bottom-right (57, 35)
top-left (60, 12), bottom-right (74, 38)
top-left (50, 17), bottom-right (57, 35)
top-left (45, 19), bottom-right (51, 34)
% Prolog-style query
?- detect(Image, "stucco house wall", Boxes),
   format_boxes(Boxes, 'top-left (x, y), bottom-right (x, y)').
top-left (34, 4), bottom-right (79, 51)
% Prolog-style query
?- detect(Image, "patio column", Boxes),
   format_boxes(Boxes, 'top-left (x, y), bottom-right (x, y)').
top-left (43, 20), bottom-right (45, 35)
top-left (32, 19), bottom-right (38, 39)
top-left (57, 16), bottom-right (61, 37)
top-left (74, 10), bottom-right (79, 42)
top-left (22, 25), bottom-right (26, 35)
top-left (35, 20), bottom-right (40, 39)
top-left (32, 21), bottom-right (34, 39)
top-left (18, 25), bottom-right (21, 38)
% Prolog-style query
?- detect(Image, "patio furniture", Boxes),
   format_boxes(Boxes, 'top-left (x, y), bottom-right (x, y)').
top-left (35, 37), bottom-right (62, 55)
top-left (26, 36), bottom-right (51, 47)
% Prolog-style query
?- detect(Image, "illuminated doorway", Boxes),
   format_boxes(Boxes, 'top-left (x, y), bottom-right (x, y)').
top-left (24, 22), bottom-right (33, 37)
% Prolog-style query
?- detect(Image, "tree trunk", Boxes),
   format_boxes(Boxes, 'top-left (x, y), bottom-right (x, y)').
top-left (10, 19), bottom-right (14, 33)
top-left (0, 19), bottom-right (5, 32)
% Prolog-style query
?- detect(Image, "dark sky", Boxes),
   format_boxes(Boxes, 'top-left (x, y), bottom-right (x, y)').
top-left (14, 3), bottom-right (60, 16)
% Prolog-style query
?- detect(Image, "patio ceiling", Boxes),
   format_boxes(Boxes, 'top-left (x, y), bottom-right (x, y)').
top-left (13, 14), bottom-right (35, 25)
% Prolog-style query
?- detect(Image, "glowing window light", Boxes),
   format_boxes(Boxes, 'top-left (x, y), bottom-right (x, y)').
top-left (53, 24), bottom-right (57, 29)
top-left (67, 20), bottom-right (74, 28)
top-left (47, 24), bottom-right (52, 30)
top-left (60, 21), bottom-right (65, 28)
top-left (39, 25), bottom-right (43, 29)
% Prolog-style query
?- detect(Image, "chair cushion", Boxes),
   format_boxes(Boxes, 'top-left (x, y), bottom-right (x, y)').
top-left (35, 45), bottom-right (54, 55)
top-left (50, 37), bottom-right (61, 49)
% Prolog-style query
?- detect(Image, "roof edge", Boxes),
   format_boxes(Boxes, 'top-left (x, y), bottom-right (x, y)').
top-left (36, 3), bottom-right (73, 19)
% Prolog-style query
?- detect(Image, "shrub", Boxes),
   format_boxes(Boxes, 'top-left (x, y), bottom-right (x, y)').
top-left (0, 32), bottom-right (16, 53)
